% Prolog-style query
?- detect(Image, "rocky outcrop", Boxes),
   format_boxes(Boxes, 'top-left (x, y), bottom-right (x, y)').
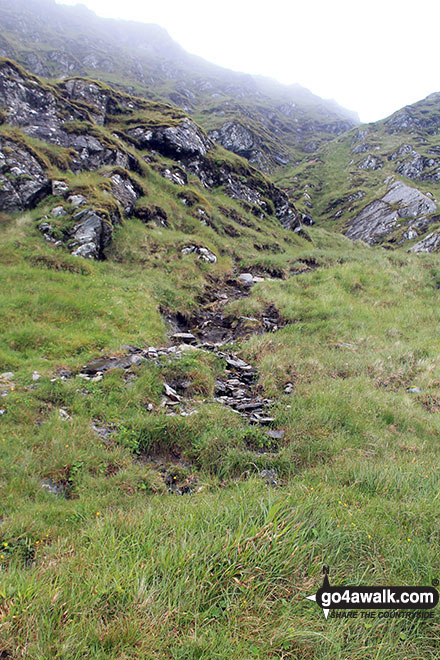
top-left (345, 181), bottom-right (437, 244)
top-left (345, 200), bottom-right (397, 244)
top-left (385, 96), bottom-right (440, 135)
top-left (409, 232), bottom-right (440, 253)
top-left (63, 79), bottom-right (109, 125)
top-left (102, 171), bottom-right (142, 215)
top-left (0, 56), bottom-right (305, 263)
top-left (0, 137), bottom-right (51, 211)
top-left (128, 119), bottom-right (212, 159)
top-left (208, 121), bottom-right (279, 171)
top-left (70, 209), bottom-right (113, 259)
top-left (357, 154), bottom-right (383, 170)
top-left (383, 181), bottom-right (436, 218)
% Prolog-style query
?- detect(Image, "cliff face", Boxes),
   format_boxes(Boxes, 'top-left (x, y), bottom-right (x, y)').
top-left (0, 0), bottom-right (358, 172)
top-left (0, 58), bottom-right (305, 259)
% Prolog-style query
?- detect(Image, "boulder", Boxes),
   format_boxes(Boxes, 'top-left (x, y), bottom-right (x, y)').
top-left (128, 118), bottom-right (212, 159)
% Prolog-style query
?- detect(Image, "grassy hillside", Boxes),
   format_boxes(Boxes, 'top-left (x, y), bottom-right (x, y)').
top-left (2, 209), bottom-right (440, 657)
top-left (1, 56), bottom-right (440, 660)
top-left (276, 93), bottom-right (440, 248)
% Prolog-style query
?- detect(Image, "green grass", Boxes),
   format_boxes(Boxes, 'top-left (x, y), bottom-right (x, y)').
top-left (2, 210), bottom-right (440, 657)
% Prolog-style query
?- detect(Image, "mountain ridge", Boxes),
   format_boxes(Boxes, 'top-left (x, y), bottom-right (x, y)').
top-left (0, 0), bottom-right (359, 172)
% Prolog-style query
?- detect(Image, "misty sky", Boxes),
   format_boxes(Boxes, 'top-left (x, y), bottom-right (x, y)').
top-left (57, 0), bottom-right (440, 123)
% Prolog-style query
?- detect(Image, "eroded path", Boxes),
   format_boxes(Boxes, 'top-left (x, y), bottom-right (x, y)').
top-left (77, 273), bottom-right (288, 491)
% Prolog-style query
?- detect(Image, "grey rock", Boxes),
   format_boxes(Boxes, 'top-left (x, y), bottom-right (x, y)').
top-left (346, 182), bottom-right (437, 244)
top-left (70, 210), bottom-right (113, 259)
top-left (0, 372), bottom-right (14, 381)
top-left (52, 180), bottom-right (69, 196)
top-left (128, 118), bottom-right (212, 159)
top-left (67, 194), bottom-right (87, 207)
top-left (402, 228), bottom-right (418, 241)
top-left (91, 419), bottom-right (118, 443)
top-left (59, 408), bottom-right (71, 420)
top-left (171, 332), bottom-right (197, 344)
top-left (161, 166), bottom-right (187, 186)
top-left (181, 245), bottom-right (217, 263)
top-left (63, 79), bottom-right (109, 125)
top-left (238, 273), bottom-right (254, 285)
top-left (40, 479), bottom-right (66, 497)
top-left (383, 182), bottom-right (436, 219)
top-left (208, 121), bottom-right (275, 172)
top-left (81, 355), bottom-right (133, 374)
top-left (0, 137), bottom-right (51, 211)
top-left (164, 383), bottom-right (181, 401)
top-left (130, 354), bottom-right (145, 367)
top-left (266, 430), bottom-right (284, 440)
top-left (357, 154), bottom-right (383, 170)
top-left (409, 232), bottom-right (440, 253)
top-left (345, 200), bottom-right (398, 244)
top-left (103, 171), bottom-right (141, 215)
top-left (407, 387), bottom-right (421, 393)
top-left (51, 205), bottom-right (66, 217)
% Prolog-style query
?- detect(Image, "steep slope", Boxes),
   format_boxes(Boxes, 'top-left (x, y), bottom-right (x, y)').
top-left (0, 58), bottom-right (307, 266)
top-left (277, 92), bottom-right (440, 251)
top-left (0, 0), bottom-right (359, 172)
